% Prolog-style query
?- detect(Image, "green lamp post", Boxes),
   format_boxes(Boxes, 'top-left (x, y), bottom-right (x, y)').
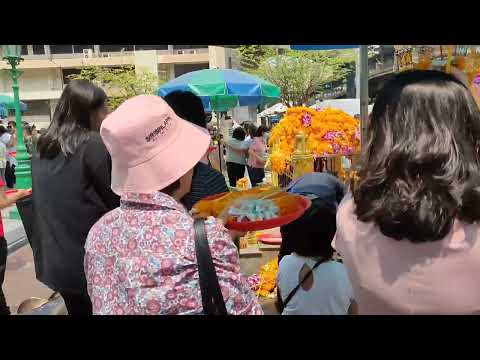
top-left (1, 45), bottom-right (31, 189)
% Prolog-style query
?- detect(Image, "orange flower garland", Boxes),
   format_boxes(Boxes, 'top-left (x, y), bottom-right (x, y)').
top-left (268, 107), bottom-right (360, 175)
top-left (256, 258), bottom-right (279, 298)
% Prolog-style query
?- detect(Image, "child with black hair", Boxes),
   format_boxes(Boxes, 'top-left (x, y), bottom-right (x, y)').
top-left (277, 198), bottom-right (356, 315)
top-left (275, 172), bottom-right (354, 315)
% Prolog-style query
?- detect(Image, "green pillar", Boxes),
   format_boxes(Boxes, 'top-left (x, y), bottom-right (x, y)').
top-left (9, 62), bottom-right (31, 189)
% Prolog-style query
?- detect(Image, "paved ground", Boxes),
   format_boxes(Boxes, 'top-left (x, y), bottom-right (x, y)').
top-left (2, 205), bottom-right (53, 314)
top-left (3, 244), bottom-right (53, 314)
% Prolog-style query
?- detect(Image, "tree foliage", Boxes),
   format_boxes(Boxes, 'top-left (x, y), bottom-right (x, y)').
top-left (285, 49), bottom-right (355, 81)
top-left (237, 46), bottom-right (357, 105)
top-left (69, 65), bottom-right (162, 110)
top-left (257, 54), bottom-right (352, 106)
top-left (236, 45), bottom-right (277, 72)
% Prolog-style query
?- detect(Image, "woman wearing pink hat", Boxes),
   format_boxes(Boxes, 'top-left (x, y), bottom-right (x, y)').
top-left (84, 95), bottom-right (263, 315)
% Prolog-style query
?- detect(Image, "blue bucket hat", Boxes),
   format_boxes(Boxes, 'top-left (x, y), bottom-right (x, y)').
top-left (286, 172), bottom-right (346, 210)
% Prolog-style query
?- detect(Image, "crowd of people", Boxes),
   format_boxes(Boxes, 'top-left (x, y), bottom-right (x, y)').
top-left (0, 120), bottom-right (40, 187)
top-left (224, 123), bottom-right (268, 188)
top-left (2, 69), bottom-right (480, 315)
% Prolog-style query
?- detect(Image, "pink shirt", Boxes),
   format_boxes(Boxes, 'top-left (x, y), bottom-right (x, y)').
top-left (84, 191), bottom-right (263, 315)
top-left (247, 137), bottom-right (266, 169)
top-left (334, 193), bottom-right (480, 315)
top-left (0, 178), bottom-right (5, 238)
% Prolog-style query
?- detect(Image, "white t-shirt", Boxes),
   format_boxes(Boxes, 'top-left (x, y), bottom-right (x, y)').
top-left (277, 253), bottom-right (354, 315)
top-left (0, 141), bottom-right (6, 169)
top-left (0, 133), bottom-right (11, 147)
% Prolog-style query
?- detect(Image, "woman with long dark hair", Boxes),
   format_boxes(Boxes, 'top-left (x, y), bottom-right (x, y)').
top-left (335, 70), bottom-right (480, 314)
top-left (31, 80), bottom-right (120, 315)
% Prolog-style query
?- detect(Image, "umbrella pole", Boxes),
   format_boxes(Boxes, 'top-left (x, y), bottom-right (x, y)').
top-left (217, 112), bottom-right (223, 174)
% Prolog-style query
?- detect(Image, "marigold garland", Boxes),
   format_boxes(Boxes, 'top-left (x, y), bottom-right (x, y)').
top-left (256, 258), bottom-right (278, 298)
top-left (268, 107), bottom-right (360, 175)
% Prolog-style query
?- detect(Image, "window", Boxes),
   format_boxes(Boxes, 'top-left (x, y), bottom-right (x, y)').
top-left (32, 45), bottom-right (45, 55)
top-left (62, 69), bottom-right (82, 85)
top-left (50, 45), bottom-right (74, 54)
top-left (22, 100), bottom-right (51, 117)
top-left (159, 70), bottom-right (168, 81)
top-left (173, 45), bottom-right (208, 49)
top-left (21, 45), bottom-right (28, 55)
top-left (73, 45), bottom-right (94, 54)
top-left (99, 45), bottom-right (134, 52)
top-left (135, 45), bottom-right (168, 51)
top-left (174, 63), bottom-right (208, 77)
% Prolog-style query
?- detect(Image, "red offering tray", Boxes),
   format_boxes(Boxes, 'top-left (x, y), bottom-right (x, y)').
top-left (257, 232), bottom-right (282, 245)
top-left (225, 194), bottom-right (310, 232)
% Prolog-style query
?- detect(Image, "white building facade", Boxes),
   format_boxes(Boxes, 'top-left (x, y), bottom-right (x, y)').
top-left (0, 45), bottom-right (240, 129)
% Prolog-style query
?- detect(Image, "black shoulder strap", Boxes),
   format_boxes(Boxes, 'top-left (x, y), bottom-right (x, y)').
top-left (282, 258), bottom-right (327, 309)
top-left (194, 218), bottom-right (228, 315)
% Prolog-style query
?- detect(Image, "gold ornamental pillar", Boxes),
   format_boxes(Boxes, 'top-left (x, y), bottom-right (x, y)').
top-left (291, 132), bottom-right (314, 180)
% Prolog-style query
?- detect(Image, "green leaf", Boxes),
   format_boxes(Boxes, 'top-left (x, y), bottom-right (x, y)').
top-left (68, 65), bottom-right (163, 110)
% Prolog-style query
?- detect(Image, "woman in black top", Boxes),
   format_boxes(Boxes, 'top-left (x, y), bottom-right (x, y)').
top-left (31, 80), bottom-right (120, 315)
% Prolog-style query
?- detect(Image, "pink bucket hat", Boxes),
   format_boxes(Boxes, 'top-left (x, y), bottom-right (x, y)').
top-left (100, 95), bottom-right (210, 196)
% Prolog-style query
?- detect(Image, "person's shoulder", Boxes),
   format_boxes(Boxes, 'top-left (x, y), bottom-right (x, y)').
top-left (327, 260), bottom-right (348, 274)
top-left (84, 132), bottom-right (109, 155)
top-left (196, 163), bottom-right (227, 183)
top-left (279, 253), bottom-right (299, 270)
top-left (336, 192), bottom-right (355, 225)
top-left (86, 132), bottom-right (105, 146)
top-left (87, 208), bottom-right (121, 244)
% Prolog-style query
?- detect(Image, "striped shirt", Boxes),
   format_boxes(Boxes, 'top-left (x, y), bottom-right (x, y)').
top-left (181, 162), bottom-right (228, 211)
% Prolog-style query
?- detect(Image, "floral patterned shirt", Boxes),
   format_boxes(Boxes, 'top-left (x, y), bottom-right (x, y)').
top-left (84, 191), bottom-right (263, 315)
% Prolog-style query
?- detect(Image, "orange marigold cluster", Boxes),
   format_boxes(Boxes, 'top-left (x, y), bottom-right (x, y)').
top-left (268, 107), bottom-right (360, 174)
top-left (256, 258), bottom-right (278, 298)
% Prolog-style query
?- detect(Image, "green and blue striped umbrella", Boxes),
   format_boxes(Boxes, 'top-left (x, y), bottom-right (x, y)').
top-left (158, 68), bottom-right (280, 112)
top-left (0, 104), bottom-right (7, 119)
top-left (0, 94), bottom-right (28, 112)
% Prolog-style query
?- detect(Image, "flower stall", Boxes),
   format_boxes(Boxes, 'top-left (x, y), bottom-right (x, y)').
top-left (394, 45), bottom-right (480, 107)
top-left (267, 106), bottom-right (361, 187)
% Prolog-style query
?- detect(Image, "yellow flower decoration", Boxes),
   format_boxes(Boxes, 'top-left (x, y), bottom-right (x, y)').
top-left (269, 106), bottom-right (360, 175)
top-left (257, 258), bottom-right (279, 298)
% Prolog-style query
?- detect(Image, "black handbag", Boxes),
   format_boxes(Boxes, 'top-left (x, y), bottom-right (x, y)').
top-left (193, 218), bottom-right (227, 315)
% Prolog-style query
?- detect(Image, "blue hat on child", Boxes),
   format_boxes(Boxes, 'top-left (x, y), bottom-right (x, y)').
top-left (286, 172), bottom-right (345, 210)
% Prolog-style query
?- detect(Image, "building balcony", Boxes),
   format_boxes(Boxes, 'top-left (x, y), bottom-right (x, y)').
top-left (0, 48), bottom-right (210, 70)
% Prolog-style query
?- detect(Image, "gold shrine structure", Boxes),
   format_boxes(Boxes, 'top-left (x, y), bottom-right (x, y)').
top-left (268, 132), bottom-right (358, 189)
